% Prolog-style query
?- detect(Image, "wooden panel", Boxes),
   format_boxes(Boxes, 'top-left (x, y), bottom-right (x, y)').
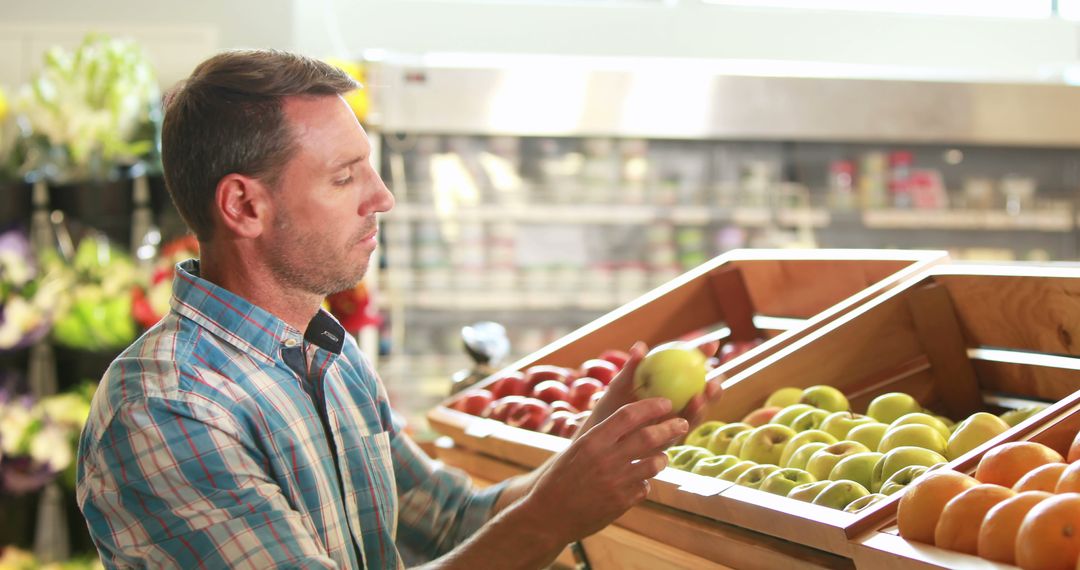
top-left (734, 259), bottom-right (910, 318)
top-left (973, 359), bottom-right (1080, 401)
top-left (616, 504), bottom-right (855, 570)
top-left (853, 532), bottom-right (1013, 570)
top-left (906, 283), bottom-right (984, 418)
top-left (710, 292), bottom-right (926, 421)
top-left (581, 525), bottom-right (733, 570)
top-left (938, 273), bottom-right (1080, 356)
top-left (709, 266), bottom-right (758, 341)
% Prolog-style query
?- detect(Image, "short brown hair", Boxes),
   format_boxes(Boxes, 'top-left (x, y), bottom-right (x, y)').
top-left (162, 49), bottom-right (359, 240)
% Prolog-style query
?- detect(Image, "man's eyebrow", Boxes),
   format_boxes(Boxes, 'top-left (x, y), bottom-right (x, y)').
top-left (332, 156), bottom-right (365, 170)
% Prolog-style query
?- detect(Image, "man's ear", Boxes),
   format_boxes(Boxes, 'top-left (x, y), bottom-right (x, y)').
top-left (214, 174), bottom-right (270, 239)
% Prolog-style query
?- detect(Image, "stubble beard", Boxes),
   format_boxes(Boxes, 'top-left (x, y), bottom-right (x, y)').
top-left (267, 212), bottom-right (371, 297)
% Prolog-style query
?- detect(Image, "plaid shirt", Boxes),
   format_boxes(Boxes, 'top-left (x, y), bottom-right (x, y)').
top-left (77, 260), bottom-right (504, 569)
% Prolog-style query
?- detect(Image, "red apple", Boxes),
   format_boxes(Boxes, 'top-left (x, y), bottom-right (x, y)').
top-left (489, 371), bottom-right (528, 399)
top-left (550, 400), bottom-right (580, 415)
top-left (567, 377), bottom-right (605, 411)
top-left (580, 359), bottom-right (619, 385)
top-left (588, 390), bottom-right (605, 411)
top-left (488, 396), bottom-right (527, 422)
top-left (599, 349), bottom-right (630, 369)
top-left (450, 389), bottom-right (494, 416)
top-left (506, 398), bottom-right (551, 431)
top-left (742, 406), bottom-right (782, 427)
top-left (531, 380), bottom-right (571, 404)
top-left (542, 410), bottom-right (578, 437)
top-left (524, 365), bottom-right (573, 390)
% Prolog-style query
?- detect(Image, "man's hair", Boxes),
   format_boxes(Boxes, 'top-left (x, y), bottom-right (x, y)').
top-left (161, 49), bottom-right (359, 240)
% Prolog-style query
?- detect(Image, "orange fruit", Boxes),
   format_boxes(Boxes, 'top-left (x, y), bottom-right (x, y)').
top-left (1068, 430), bottom-right (1080, 463)
top-left (897, 470), bottom-right (980, 544)
top-left (977, 490), bottom-right (1053, 564)
top-left (934, 484), bottom-right (1015, 554)
top-left (1015, 493), bottom-right (1080, 570)
top-left (1014, 463), bottom-right (1069, 493)
top-left (1056, 461), bottom-right (1080, 493)
top-left (975, 442), bottom-right (1064, 488)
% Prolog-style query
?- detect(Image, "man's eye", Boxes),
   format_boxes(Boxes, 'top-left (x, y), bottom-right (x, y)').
top-left (334, 176), bottom-right (354, 186)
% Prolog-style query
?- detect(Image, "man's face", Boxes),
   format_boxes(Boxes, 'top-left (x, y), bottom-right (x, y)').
top-left (262, 95), bottom-right (394, 297)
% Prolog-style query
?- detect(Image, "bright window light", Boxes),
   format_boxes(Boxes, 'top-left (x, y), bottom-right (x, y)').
top-left (1060, 0), bottom-right (1080, 20)
top-left (700, 0), bottom-right (1052, 19)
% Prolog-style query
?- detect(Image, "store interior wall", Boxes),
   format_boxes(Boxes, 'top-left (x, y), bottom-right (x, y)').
top-left (5, 0), bottom-right (1080, 89)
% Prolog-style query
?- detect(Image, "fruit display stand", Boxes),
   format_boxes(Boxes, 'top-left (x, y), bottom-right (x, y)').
top-left (851, 387), bottom-right (1080, 569)
top-left (426, 248), bottom-right (945, 568)
top-left (644, 262), bottom-right (1080, 563)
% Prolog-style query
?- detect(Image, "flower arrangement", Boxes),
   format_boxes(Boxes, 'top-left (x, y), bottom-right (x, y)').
top-left (0, 381), bottom-right (94, 496)
top-left (131, 235), bottom-right (198, 329)
top-left (0, 230), bottom-right (61, 351)
top-left (44, 234), bottom-right (137, 351)
top-left (16, 33), bottom-right (161, 181)
top-left (0, 546), bottom-right (103, 570)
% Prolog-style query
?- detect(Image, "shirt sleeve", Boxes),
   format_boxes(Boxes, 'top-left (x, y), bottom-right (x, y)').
top-left (390, 412), bottom-right (508, 562)
top-left (77, 395), bottom-right (340, 570)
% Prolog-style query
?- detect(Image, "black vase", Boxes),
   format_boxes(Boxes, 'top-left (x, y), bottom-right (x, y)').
top-left (47, 180), bottom-right (133, 248)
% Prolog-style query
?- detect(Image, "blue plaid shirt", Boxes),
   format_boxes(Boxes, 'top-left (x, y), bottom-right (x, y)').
top-left (77, 260), bottom-right (504, 569)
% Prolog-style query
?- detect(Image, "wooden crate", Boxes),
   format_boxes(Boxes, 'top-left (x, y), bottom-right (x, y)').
top-left (851, 388), bottom-right (1080, 569)
top-left (428, 249), bottom-right (945, 467)
top-left (646, 263), bottom-right (1080, 559)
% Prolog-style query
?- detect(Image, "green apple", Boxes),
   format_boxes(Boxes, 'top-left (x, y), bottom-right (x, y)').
top-left (760, 468), bottom-right (816, 496)
top-left (806, 441), bottom-right (871, 481)
top-left (785, 442), bottom-right (830, 471)
top-left (866, 392), bottom-right (922, 424)
top-left (734, 464), bottom-right (781, 488)
top-left (878, 424), bottom-right (947, 456)
top-left (691, 454), bottom-right (741, 477)
top-left (946, 412), bottom-right (1011, 460)
top-left (703, 423), bottom-right (752, 455)
top-left (771, 404), bottom-right (817, 427)
top-left (790, 409), bottom-right (830, 432)
top-left (829, 452), bottom-right (884, 490)
top-left (778, 430), bottom-right (838, 467)
top-left (870, 446), bottom-right (946, 493)
top-left (666, 446), bottom-right (714, 471)
top-left (847, 422), bottom-right (889, 451)
top-left (765, 387), bottom-right (804, 409)
top-left (999, 405), bottom-right (1046, 427)
top-left (719, 460), bottom-right (759, 482)
top-left (740, 424), bottom-right (798, 465)
top-left (888, 413), bottom-right (950, 439)
top-left (799, 385), bottom-right (850, 413)
top-left (726, 430), bottom-right (753, 457)
top-left (879, 464), bottom-right (930, 496)
top-left (812, 480), bottom-right (870, 510)
top-left (844, 493), bottom-right (887, 514)
top-left (686, 421), bottom-right (727, 448)
top-left (933, 414), bottom-right (955, 428)
top-left (821, 411), bottom-right (876, 440)
top-left (633, 343), bottom-right (707, 412)
top-left (788, 480), bottom-right (831, 502)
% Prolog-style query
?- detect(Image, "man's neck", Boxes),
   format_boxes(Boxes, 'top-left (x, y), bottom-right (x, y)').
top-left (198, 242), bottom-right (322, 333)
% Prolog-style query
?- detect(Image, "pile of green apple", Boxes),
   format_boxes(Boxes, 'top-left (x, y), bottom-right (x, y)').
top-left (665, 385), bottom-right (1045, 513)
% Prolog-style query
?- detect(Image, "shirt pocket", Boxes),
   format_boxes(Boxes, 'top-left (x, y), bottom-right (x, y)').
top-left (353, 430), bottom-right (399, 544)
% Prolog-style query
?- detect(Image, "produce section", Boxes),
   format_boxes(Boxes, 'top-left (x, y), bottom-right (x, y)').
top-left (429, 260), bottom-right (1080, 568)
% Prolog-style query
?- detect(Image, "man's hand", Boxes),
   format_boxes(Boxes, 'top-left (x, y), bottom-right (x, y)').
top-left (516, 398), bottom-right (688, 545)
top-left (581, 341), bottom-right (723, 438)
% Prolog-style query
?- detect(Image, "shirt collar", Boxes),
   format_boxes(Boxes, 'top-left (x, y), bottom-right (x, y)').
top-left (170, 259), bottom-right (346, 362)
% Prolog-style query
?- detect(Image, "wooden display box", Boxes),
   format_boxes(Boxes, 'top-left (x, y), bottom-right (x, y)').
top-left (429, 249), bottom-right (945, 469)
top-left (852, 388), bottom-right (1080, 569)
top-left (645, 263), bottom-right (1080, 559)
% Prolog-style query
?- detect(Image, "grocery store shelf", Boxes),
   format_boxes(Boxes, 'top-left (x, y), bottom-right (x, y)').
top-left (388, 205), bottom-right (831, 228)
top-left (864, 209), bottom-right (1073, 232)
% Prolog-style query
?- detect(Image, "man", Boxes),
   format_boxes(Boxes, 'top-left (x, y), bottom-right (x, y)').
top-left (77, 49), bottom-right (721, 569)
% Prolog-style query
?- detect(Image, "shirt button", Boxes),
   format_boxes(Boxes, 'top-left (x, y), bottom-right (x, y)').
top-left (284, 339), bottom-right (299, 348)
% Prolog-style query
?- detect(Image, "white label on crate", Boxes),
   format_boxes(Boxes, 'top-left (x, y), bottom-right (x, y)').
top-left (464, 419), bottom-right (501, 439)
top-left (678, 477), bottom-right (727, 497)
